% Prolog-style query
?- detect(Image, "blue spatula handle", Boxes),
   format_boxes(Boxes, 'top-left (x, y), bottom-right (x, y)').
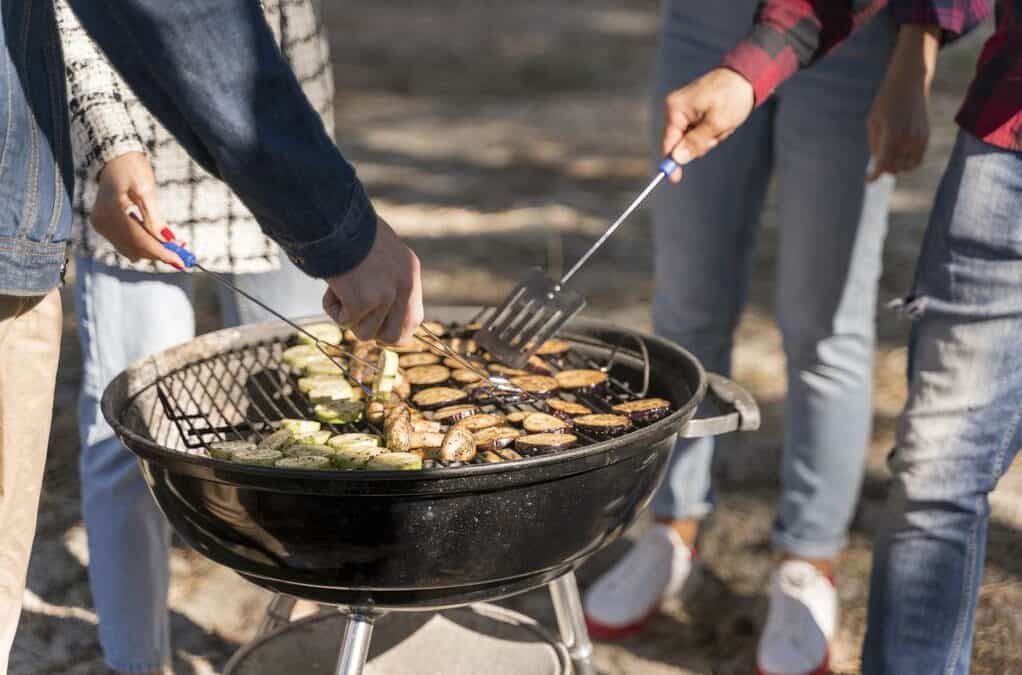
top-left (162, 241), bottom-right (197, 268)
top-left (659, 157), bottom-right (679, 176)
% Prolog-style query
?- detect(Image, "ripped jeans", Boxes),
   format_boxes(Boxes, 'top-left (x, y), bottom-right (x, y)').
top-left (862, 131), bottom-right (1022, 675)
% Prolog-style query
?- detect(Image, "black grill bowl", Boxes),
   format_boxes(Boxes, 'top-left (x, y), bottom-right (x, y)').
top-left (102, 308), bottom-right (748, 610)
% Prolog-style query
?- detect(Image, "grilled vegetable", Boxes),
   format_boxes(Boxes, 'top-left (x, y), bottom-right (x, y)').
top-left (412, 386), bottom-right (468, 410)
top-left (433, 403), bottom-right (480, 424)
top-left (445, 337), bottom-right (477, 355)
top-left (536, 339), bottom-right (572, 356)
top-left (450, 368), bottom-right (483, 385)
top-left (314, 401), bottom-right (363, 424)
top-left (366, 400), bottom-right (386, 424)
top-left (411, 419), bottom-right (444, 433)
top-left (525, 355), bottom-right (554, 375)
top-left (553, 369), bottom-right (608, 393)
top-left (443, 356), bottom-right (484, 370)
top-left (209, 440), bottom-right (256, 460)
top-left (515, 433), bottom-right (578, 454)
top-left (478, 451), bottom-right (503, 463)
top-left (388, 337), bottom-right (429, 354)
top-left (282, 345), bottom-right (322, 370)
top-left (410, 431), bottom-right (445, 450)
top-left (545, 399), bottom-right (592, 419)
top-left (398, 352), bottom-right (440, 368)
top-left (304, 356), bottom-right (345, 377)
top-left (296, 322), bottom-right (343, 346)
top-left (465, 381), bottom-right (527, 405)
top-left (509, 375), bottom-right (559, 398)
top-left (349, 342), bottom-right (376, 384)
top-left (284, 443), bottom-right (336, 458)
top-left (306, 379), bottom-right (354, 403)
top-left (372, 349), bottom-right (400, 402)
top-left (327, 433), bottom-right (382, 450)
top-left (231, 449), bottom-right (284, 466)
top-left (415, 320), bottom-right (446, 337)
top-left (292, 430), bottom-right (332, 445)
top-left (257, 429), bottom-right (293, 453)
top-left (522, 412), bottom-right (571, 434)
top-left (455, 413), bottom-right (504, 433)
top-left (495, 447), bottom-right (524, 461)
top-left (573, 413), bottom-right (631, 438)
top-left (505, 411), bottom-right (529, 426)
top-left (280, 419), bottom-right (321, 435)
top-left (488, 363), bottom-right (529, 378)
top-left (612, 398), bottom-right (672, 424)
top-left (405, 365), bottom-right (451, 388)
top-left (473, 426), bottom-right (522, 451)
top-left (331, 445), bottom-right (386, 469)
top-left (385, 411), bottom-right (413, 451)
top-left (275, 455), bottom-right (331, 470)
top-left (365, 452), bottom-right (423, 471)
top-left (439, 427), bottom-right (477, 463)
top-left (297, 375), bottom-right (349, 394)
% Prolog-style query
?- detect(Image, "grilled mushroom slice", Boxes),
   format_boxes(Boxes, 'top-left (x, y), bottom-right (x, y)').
top-left (472, 426), bottom-right (522, 451)
top-left (573, 413), bottom-right (631, 439)
top-left (209, 440), bottom-right (256, 461)
top-left (404, 365), bottom-right (451, 388)
top-left (365, 452), bottom-right (423, 471)
top-left (280, 419), bottom-right (321, 435)
top-left (455, 413), bottom-right (504, 433)
top-left (522, 412), bottom-right (571, 434)
top-left (231, 449), bottom-right (284, 466)
top-left (398, 352), bottom-right (441, 368)
top-left (412, 386), bottom-right (468, 410)
top-left (433, 403), bottom-right (480, 424)
top-left (509, 375), bottom-right (560, 398)
top-left (439, 427), bottom-right (477, 463)
top-left (410, 431), bottom-right (445, 451)
top-left (545, 398), bottom-right (592, 420)
top-left (275, 455), bottom-right (331, 470)
top-left (612, 398), bottom-right (672, 424)
top-left (366, 400), bottom-right (386, 424)
top-left (450, 368), bottom-right (484, 385)
top-left (411, 419), bottom-right (444, 434)
top-left (385, 409), bottom-right (413, 452)
top-left (554, 369), bottom-right (608, 393)
top-left (536, 339), bottom-right (572, 356)
top-left (515, 433), bottom-right (578, 455)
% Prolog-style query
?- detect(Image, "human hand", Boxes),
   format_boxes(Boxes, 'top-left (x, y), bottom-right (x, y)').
top-left (661, 67), bottom-right (755, 183)
top-left (323, 217), bottom-right (424, 344)
top-left (90, 151), bottom-right (185, 268)
top-left (866, 26), bottom-right (939, 182)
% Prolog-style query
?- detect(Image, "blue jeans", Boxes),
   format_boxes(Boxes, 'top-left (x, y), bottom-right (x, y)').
top-left (861, 132), bottom-right (1022, 675)
top-left (649, 0), bottom-right (894, 559)
top-left (74, 257), bottom-right (325, 672)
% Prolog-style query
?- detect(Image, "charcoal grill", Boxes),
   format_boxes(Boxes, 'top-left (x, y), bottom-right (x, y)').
top-left (102, 307), bottom-right (759, 674)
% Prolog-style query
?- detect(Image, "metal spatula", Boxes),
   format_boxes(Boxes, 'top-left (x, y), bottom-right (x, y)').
top-left (474, 157), bottom-right (679, 367)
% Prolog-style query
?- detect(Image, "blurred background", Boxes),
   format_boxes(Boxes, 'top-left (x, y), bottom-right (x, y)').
top-left (14, 2), bottom-right (1020, 673)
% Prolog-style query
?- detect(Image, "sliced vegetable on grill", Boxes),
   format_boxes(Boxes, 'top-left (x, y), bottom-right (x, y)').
top-left (509, 375), bottom-right (559, 398)
top-left (415, 320), bottom-right (446, 337)
top-left (473, 426), bottom-right (522, 451)
top-left (536, 339), bottom-right (572, 356)
top-left (405, 365), bottom-right (451, 388)
top-left (479, 451), bottom-right (503, 463)
top-left (303, 356), bottom-right (345, 377)
top-left (231, 448), bottom-right (284, 466)
top-left (433, 403), bottom-right (480, 424)
top-left (455, 413), bottom-right (504, 433)
top-left (464, 381), bottom-right (527, 405)
top-left (411, 419), bottom-right (444, 433)
top-left (553, 369), bottom-right (608, 393)
top-left (209, 440), bottom-right (256, 460)
top-left (450, 368), bottom-right (483, 385)
top-left (366, 400), bottom-right (386, 424)
top-left (296, 322), bottom-right (343, 346)
top-left (445, 337), bottom-right (477, 355)
top-left (292, 430), bottom-right (332, 445)
top-left (280, 419), bottom-right (321, 435)
top-left (495, 447), bottom-right (524, 461)
top-left (412, 386), bottom-right (468, 410)
top-left (439, 427), bottom-right (477, 463)
top-left (349, 341), bottom-right (377, 384)
top-left (573, 413), bottom-right (631, 438)
top-left (385, 411), bottom-right (413, 452)
top-left (398, 352), bottom-right (440, 368)
top-left (515, 433), bottom-right (578, 455)
top-left (505, 411), bottom-right (529, 426)
top-left (297, 375), bottom-right (349, 394)
top-left (409, 431), bottom-right (444, 450)
top-left (331, 445), bottom-right (386, 469)
top-left (275, 455), bottom-right (331, 470)
top-left (282, 344), bottom-right (322, 370)
top-left (525, 355), bottom-right (554, 375)
top-left (488, 363), bottom-right (529, 378)
top-left (257, 429), bottom-right (293, 453)
top-left (314, 401), bottom-right (363, 425)
top-left (612, 398), bottom-right (672, 424)
top-left (365, 452), bottom-right (423, 471)
top-left (545, 399), bottom-right (592, 419)
top-left (443, 356), bottom-right (484, 370)
top-left (522, 412), bottom-right (571, 434)
top-left (327, 433), bottom-right (382, 450)
top-left (284, 443), bottom-right (337, 458)
top-left (372, 349), bottom-right (400, 402)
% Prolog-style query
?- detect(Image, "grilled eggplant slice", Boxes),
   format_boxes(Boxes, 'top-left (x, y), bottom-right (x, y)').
top-left (292, 430), bottom-right (332, 445)
top-left (405, 365), bottom-right (451, 387)
top-left (450, 368), bottom-right (484, 385)
top-left (257, 429), bottom-right (293, 453)
top-left (314, 401), bottom-right (363, 425)
top-left (515, 433), bottom-right (578, 455)
top-left (525, 355), bottom-right (554, 375)
top-left (495, 447), bottom-right (524, 461)
top-left (443, 356), bottom-right (484, 370)
top-left (412, 386), bottom-right (468, 410)
top-left (472, 426), bottom-right (522, 451)
top-left (455, 413), bottom-right (504, 433)
top-left (612, 398), bottom-right (672, 424)
top-left (296, 322), bottom-right (343, 346)
top-left (445, 337), bottom-right (477, 355)
top-left (465, 381), bottom-right (527, 405)
top-left (365, 452), bottom-right (423, 471)
top-left (478, 451), bottom-right (503, 463)
top-left (439, 427), bottom-right (477, 463)
top-left (554, 369), bottom-right (608, 393)
top-left (505, 411), bottom-right (529, 426)
top-left (231, 449), bottom-right (284, 466)
top-left (209, 440), bottom-right (256, 460)
top-left (398, 352), bottom-right (441, 368)
top-left (545, 399), bottom-right (592, 419)
top-left (433, 403), bottom-right (480, 424)
top-left (488, 363), bottom-right (530, 378)
top-left (573, 413), bottom-right (631, 438)
top-left (275, 455), bottom-right (330, 470)
top-left (280, 419), bottom-right (321, 435)
top-left (536, 339), bottom-right (572, 356)
top-left (509, 375), bottom-right (560, 398)
top-left (522, 412), bottom-right (571, 434)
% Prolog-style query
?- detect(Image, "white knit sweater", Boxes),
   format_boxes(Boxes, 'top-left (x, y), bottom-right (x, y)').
top-left (55, 0), bottom-right (336, 274)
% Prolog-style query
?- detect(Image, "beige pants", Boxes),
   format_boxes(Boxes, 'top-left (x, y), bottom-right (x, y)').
top-left (0, 291), bottom-right (61, 674)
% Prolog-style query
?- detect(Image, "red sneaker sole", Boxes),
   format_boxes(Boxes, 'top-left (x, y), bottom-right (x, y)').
top-left (584, 607), bottom-right (658, 642)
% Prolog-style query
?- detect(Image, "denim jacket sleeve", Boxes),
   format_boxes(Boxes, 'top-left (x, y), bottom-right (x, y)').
top-left (65, 0), bottom-right (376, 278)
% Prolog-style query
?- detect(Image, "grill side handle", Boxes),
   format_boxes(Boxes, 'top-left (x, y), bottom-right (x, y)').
top-left (678, 373), bottom-right (760, 438)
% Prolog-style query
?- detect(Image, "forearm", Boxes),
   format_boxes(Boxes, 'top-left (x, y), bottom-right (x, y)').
top-left (65, 0), bottom-right (376, 278)
top-left (886, 24), bottom-right (941, 93)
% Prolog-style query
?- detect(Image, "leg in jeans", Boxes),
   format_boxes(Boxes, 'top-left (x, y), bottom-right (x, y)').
top-left (862, 132), bottom-right (1022, 675)
top-left (0, 291), bottom-right (62, 674)
top-left (770, 13), bottom-right (894, 561)
top-left (219, 254), bottom-right (326, 327)
top-left (75, 258), bottom-right (195, 673)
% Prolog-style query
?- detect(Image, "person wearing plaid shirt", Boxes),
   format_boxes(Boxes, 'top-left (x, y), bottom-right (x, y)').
top-left (656, 1), bottom-right (1022, 673)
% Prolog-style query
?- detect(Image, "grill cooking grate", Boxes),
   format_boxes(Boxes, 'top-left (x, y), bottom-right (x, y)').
top-left (153, 321), bottom-right (654, 466)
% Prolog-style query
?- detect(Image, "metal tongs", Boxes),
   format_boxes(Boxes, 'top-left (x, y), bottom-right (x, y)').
top-left (474, 156), bottom-right (680, 368)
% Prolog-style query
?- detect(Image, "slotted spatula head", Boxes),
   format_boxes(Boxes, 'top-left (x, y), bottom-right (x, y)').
top-left (474, 268), bottom-right (587, 368)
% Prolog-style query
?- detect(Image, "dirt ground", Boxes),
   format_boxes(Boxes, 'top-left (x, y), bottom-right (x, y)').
top-left (12, 3), bottom-right (1022, 674)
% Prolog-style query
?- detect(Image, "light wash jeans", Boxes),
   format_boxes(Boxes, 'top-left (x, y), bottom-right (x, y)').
top-left (74, 256), bottom-right (325, 672)
top-left (649, 1), bottom-right (895, 559)
top-left (862, 132), bottom-right (1022, 675)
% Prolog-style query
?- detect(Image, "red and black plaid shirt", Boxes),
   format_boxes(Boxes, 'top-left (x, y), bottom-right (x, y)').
top-left (723, 1), bottom-right (1022, 152)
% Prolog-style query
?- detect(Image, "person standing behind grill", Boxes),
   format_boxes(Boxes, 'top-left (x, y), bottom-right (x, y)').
top-left (581, 3), bottom-right (969, 673)
top-left (55, 2), bottom-right (333, 673)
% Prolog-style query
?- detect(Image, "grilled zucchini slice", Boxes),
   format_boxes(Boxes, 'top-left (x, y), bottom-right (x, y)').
top-left (365, 452), bottom-right (423, 471)
top-left (275, 456), bottom-right (331, 470)
top-left (208, 440), bottom-right (256, 460)
top-left (280, 419), bottom-right (321, 435)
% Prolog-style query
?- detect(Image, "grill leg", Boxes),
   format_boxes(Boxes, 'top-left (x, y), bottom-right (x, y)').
top-left (335, 612), bottom-right (376, 675)
top-left (550, 571), bottom-right (598, 675)
top-left (256, 594), bottom-right (297, 636)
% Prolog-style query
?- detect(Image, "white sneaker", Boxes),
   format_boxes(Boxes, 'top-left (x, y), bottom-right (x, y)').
top-left (756, 560), bottom-right (837, 675)
top-left (583, 524), bottom-right (693, 640)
